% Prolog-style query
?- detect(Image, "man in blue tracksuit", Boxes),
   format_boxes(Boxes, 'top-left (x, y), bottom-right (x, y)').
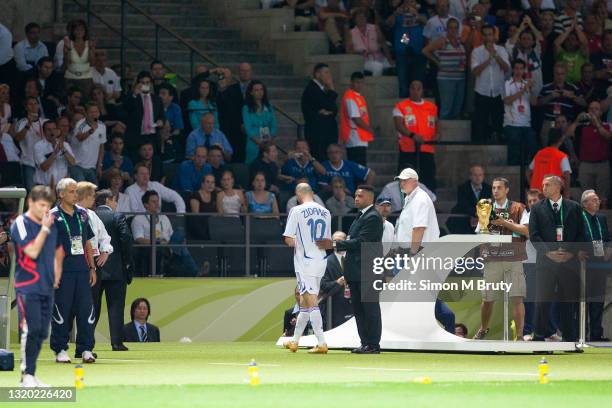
top-left (10, 185), bottom-right (63, 387)
top-left (49, 178), bottom-right (98, 364)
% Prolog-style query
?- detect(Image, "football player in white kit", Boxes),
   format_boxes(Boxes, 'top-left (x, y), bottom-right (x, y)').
top-left (282, 183), bottom-right (331, 353)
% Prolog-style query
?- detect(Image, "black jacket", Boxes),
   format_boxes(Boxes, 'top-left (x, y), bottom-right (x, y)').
top-left (529, 198), bottom-right (586, 259)
top-left (95, 205), bottom-right (133, 282)
top-left (320, 254), bottom-right (353, 329)
top-left (300, 80), bottom-right (338, 143)
top-left (451, 181), bottom-right (493, 217)
top-left (122, 321), bottom-right (160, 342)
top-left (218, 82), bottom-right (246, 159)
top-left (122, 92), bottom-right (165, 147)
top-left (335, 206), bottom-right (383, 282)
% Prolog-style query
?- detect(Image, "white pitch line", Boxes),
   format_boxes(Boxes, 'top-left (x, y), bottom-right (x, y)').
top-left (39, 358), bottom-right (152, 363)
top-left (208, 362), bottom-right (281, 367)
top-left (346, 366), bottom-right (537, 376)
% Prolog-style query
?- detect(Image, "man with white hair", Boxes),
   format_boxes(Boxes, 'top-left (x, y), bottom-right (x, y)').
top-left (282, 183), bottom-right (332, 354)
top-left (50, 178), bottom-right (97, 364)
top-left (581, 189), bottom-right (611, 341)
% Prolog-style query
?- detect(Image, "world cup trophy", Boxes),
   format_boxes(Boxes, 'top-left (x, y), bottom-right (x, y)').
top-left (476, 199), bottom-right (493, 234)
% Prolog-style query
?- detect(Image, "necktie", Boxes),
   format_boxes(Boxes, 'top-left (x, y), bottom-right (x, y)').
top-left (340, 256), bottom-right (345, 271)
top-left (139, 325), bottom-right (148, 342)
top-left (142, 94), bottom-right (153, 135)
top-left (204, 133), bottom-right (211, 149)
top-left (552, 202), bottom-right (560, 224)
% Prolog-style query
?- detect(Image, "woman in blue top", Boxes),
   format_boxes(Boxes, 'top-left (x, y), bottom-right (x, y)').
top-left (246, 171), bottom-right (279, 217)
top-left (242, 80), bottom-right (277, 164)
top-left (187, 78), bottom-right (218, 131)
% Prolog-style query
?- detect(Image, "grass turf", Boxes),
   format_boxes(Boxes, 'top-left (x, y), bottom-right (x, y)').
top-left (1, 342), bottom-right (611, 407)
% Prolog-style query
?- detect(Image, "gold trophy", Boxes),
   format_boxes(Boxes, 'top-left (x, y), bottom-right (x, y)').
top-left (476, 199), bottom-right (493, 234)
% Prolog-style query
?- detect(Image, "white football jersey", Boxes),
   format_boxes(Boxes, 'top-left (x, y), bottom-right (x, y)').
top-left (283, 200), bottom-right (331, 277)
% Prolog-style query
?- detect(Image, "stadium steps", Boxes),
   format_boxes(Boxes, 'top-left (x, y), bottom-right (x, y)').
top-left (61, 0), bottom-right (308, 155)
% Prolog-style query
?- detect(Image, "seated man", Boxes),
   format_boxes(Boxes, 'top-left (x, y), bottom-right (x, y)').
top-left (137, 142), bottom-right (164, 183)
top-left (207, 145), bottom-right (227, 186)
top-left (320, 143), bottom-right (375, 194)
top-left (125, 163), bottom-right (185, 213)
top-left (446, 164), bottom-right (492, 234)
top-left (185, 113), bottom-right (233, 162)
top-left (319, 231), bottom-right (353, 330)
top-left (102, 133), bottom-right (134, 185)
top-left (131, 190), bottom-right (198, 277)
top-left (173, 146), bottom-right (212, 195)
top-left (281, 139), bottom-right (326, 192)
top-left (325, 176), bottom-right (355, 215)
top-left (122, 298), bottom-right (160, 342)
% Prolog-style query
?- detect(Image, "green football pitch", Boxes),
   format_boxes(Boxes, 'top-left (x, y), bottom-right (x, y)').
top-left (1, 342), bottom-right (612, 407)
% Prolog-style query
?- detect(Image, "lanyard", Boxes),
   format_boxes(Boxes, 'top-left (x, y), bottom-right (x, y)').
top-left (146, 214), bottom-right (163, 234)
top-left (59, 208), bottom-right (82, 237)
top-left (554, 202), bottom-right (564, 228)
top-left (582, 211), bottom-right (603, 241)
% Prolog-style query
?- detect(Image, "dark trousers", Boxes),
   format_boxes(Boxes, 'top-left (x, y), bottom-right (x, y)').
top-left (305, 130), bottom-right (336, 161)
top-left (0, 58), bottom-right (18, 97)
top-left (472, 93), bottom-right (503, 143)
top-left (397, 151), bottom-right (436, 192)
top-left (434, 299), bottom-right (455, 334)
top-left (396, 53), bottom-right (427, 98)
top-left (346, 146), bottom-right (367, 166)
top-left (535, 260), bottom-right (580, 341)
top-left (50, 270), bottom-right (95, 354)
top-left (347, 278), bottom-right (382, 348)
top-left (92, 279), bottom-right (127, 345)
top-left (503, 126), bottom-right (537, 165)
top-left (16, 292), bottom-right (52, 375)
top-left (523, 263), bottom-right (536, 335)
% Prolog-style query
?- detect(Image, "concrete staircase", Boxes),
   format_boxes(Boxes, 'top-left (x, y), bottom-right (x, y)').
top-left (62, 0), bottom-right (307, 154)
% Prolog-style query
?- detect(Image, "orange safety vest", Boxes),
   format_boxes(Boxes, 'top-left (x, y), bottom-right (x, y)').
top-left (529, 147), bottom-right (567, 190)
top-left (394, 99), bottom-right (437, 154)
top-left (339, 89), bottom-right (374, 143)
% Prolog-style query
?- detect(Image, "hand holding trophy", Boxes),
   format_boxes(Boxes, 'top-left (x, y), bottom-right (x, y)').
top-left (476, 199), bottom-right (493, 234)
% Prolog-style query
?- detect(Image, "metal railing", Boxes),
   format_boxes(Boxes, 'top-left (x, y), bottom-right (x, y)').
top-left (67, 0), bottom-right (304, 139)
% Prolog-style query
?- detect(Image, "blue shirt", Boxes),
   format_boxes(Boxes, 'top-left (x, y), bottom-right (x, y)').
top-left (187, 100), bottom-right (219, 131)
top-left (13, 39), bottom-right (49, 72)
top-left (185, 128), bottom-right (233, 160)
top-left (102, 152), bottom-right (134, 175)
top-left (321, 159), bottom-right (369, 193)
top-left (394, 13), bottom-right (426, 55)
top-left (281, 159), bottom-right (319, 191)
top-left (164, 102), bottom-right (184, 131)
top-left (10, 214), bottom-right (59, 295)
top-left (174, 160), bottom-right (212, 193)
top-left (51, 206), bottom-right (94, 273)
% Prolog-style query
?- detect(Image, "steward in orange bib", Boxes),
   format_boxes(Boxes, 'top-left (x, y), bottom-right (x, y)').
top-left (528, 128), bottom-right (572, 196)
top-left (339, 72), bottom-right (374, 166)
top-left (393, 80), bottom-right (439, 191)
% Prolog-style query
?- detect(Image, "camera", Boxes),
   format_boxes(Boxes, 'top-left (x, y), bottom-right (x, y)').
top-left (578, 112), bottom-right (591, 125)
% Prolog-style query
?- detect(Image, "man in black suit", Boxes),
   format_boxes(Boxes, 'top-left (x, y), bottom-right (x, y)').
top-left (529, 175), bottom-right (586, 341)
top-left (35, 57), bottom-right (64, 108)
top-left (218, 62), bottom-right (252, 163)
top-left (446, 164), bottom-right (492, 234)
top-left (580, 189), bottom-right (611, 341)
top-left (122, 298), bottom-right (161, 342)
top-left (301, 63), bottom-right (338, 160)
top-left (319, 231), bottom-right (353, 330)
top-left (317, 185), bottom-right (383, 353)
top-left (123, 71), bottom-right (165, 158)
top-left (92, 190), bottom-right (133, 351)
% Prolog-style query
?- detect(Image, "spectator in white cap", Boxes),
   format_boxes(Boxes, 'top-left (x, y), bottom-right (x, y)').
top-left (394, 168), bottom-right (440, 254)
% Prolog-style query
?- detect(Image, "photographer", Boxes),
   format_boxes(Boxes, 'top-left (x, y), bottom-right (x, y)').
top-left (33, 119), bottom-right (75, 186)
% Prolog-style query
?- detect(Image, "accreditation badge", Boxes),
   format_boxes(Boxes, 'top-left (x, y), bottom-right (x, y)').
top-left (406, 114), bottom-right (416, 127)
top-left (518, 104), bottom-right (525, 113)
top-left (70, 236), bottom-right (85, 255)
top-left (593, 240), bottom-right (605, 257)
top-left (556, 227), bottom-right (563, 242)
top-left (427, 115), bottom-right (435, 128)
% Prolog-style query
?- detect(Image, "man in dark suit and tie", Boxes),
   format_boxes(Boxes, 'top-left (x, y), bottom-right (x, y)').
top-left (320, 231), bottom-right (353, 330)
top-left (529, 175), bottom-right (586, 342)
top-left (123, 71), bottom-right (165, 159)
top-left (317, 185), bottom-right (383, 353)
top-left (218, 62), bottom-right (251, 163)
top-left (123, 298), bottom-right (161, 342)
top-left (447, 164), bottom-right (492, 234)
top-left (92, 190), bottom-right (133, 351)
top-left (301, 63), bottom-right (338, 160)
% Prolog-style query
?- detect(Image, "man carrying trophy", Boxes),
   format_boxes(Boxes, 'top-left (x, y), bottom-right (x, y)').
top-left (473, 178), bottom-right (528, 340)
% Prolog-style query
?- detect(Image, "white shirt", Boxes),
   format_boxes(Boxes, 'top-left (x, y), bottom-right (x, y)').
top-left (33, 138), bottom-right (74, 186)
top-left (53, 39), bottom-right (64, 71)
top-left (395, 186), bottom-right (440, 247)
top-left (520, 209), bottom-right (536, 264)
top-left (471, 44), bottom-right (510, 97)
top-left (424, 15), bottom-right (461, 41)
top-left (0, 24), bottom-right (14, 65)
top-left (382, 219), bottom-right (395, 256)
top-left (78, 206), bottom-right (113, 256)
top-left (283, 201), bottom-right (332, 277)
top-left (521, 0), bottom-right (555, 9)
top-left (1, 133), bottom-right (20, 162)
top-left (116, 192), bottom-right (131, 214)
top-left (449, 0), bottom-right (469, 22)
top-left (503, 78), bottom-right (531, 127)
top-left (71, 118), bottom-right (107, 169)
top-left (131, 213), bottom-right (173, 242)
top-left (345, 97), bottom-right (368, 148)
top-left (13, 39), bottom-right (48, 72)
top-left (91, 67), bottom-right (122, 97)
top-left (125, 181), bottom-right (186, 213)
top-left (15, 118), bottom-right (45, 167)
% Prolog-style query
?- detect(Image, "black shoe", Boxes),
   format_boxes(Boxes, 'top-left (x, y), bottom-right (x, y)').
top-left (112, 343), bottom-right (129, 351)
top-left (75, 351), bottom-right (98, 359)
top-left (351, 345), bottom-right (366, 354)
top-left (353, 345), bottom-right (380, 354)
